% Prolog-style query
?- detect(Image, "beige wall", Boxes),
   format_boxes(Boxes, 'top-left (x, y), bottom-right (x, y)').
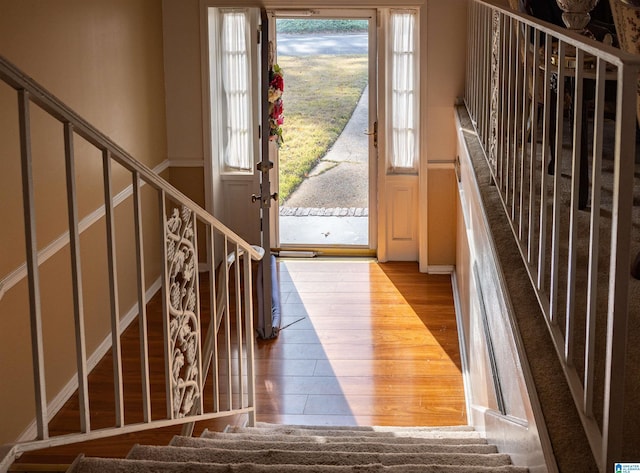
top-left (161, 0), bottom-right (221, 218)
top-left (162, 0), bottom-right (468, 267)
top-left (170, 168), bottom-right (206, 208)
top-left (423, 1), bottom-right (467, 268)
top-left (427, 167), bottom-right (458, 266)
top-left (424, 1), bottom-right (468, 162)
top-left (0, 0), bottom-right (167, 443)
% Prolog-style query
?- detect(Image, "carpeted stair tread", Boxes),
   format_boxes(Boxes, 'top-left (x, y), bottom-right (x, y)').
top-left (224, 425), bottom-right (484, 440)
top-left (254, 422), bottom-right (475, 433)
top-left (170, 435), bottom-right (499, 454)
top-left (68, 456), bottom-right (529, 473)
top-left (201, 430), bottom-right (488, 445)
top-left (66, 424), bottom-right (526, 472)
top-left (126, 444), bottom-right (514, 468)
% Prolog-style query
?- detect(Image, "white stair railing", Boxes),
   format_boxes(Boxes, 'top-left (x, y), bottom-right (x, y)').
top-left (465, 2), bottom-right (639, 471)
top-left (0, 54), bottom-right (262, 472)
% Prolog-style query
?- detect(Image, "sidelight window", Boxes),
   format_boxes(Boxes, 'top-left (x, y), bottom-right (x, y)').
top-left (209, 8), bottom-right (256, 173)
top-left (388, 10), bottom-right (419, 173)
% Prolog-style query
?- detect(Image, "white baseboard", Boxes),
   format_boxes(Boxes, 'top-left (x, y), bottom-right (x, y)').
top-left (427, 265), bottom-right (455, 274)
top-left (451, 270), bottom-right (473, 426)
top-left (17, 277), bottom-right (163, 442)
top-left (426, 161), bottom-right (455, 170)
top-left (167, 159), bottom-right (205, 168)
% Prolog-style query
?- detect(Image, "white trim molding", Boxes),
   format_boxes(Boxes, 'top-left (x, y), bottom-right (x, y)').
top-left (427, 160), bottom-right (455, 170)
top-left (0, 160), bottom-right (170, 300)
top-left (451, 270), bottom-right (473, 426)
top-left (168, 159), bottom-right (206, 168)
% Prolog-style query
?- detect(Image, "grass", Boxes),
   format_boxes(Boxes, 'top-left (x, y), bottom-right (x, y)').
top-left (277, 54), bottom-right (368, 202)
top-left (276, 19), bottom-right (367, 34)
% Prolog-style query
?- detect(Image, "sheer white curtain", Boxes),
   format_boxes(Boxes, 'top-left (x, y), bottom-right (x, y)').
top-left (221, 11), bottom-right (252, 171)
top-left (389, 11), bottom-right (418, 173)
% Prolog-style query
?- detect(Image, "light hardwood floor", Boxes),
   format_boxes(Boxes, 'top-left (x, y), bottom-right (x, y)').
top-left (255, 259), bottom-right (466, 427)
top-left (15, 259), bottom-right (465, 466)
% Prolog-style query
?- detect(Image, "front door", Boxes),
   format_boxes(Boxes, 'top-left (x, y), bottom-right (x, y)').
top-left (205, 7), bottom-right (277, 338)
top-left (268, 9), bottom-right (378, 254)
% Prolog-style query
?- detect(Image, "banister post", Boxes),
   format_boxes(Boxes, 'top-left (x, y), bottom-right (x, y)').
top-left (601, 60), bottom-right (637, 472)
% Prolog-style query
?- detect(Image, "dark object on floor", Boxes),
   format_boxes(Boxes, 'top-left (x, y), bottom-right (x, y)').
top-left (632, 251), bottom-right (640, 280)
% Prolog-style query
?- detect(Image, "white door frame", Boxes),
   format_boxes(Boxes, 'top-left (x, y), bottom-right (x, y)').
top-left (199, 2), bottom-right (426, 267)
top-left (268, 8), bottom-right (378, 252)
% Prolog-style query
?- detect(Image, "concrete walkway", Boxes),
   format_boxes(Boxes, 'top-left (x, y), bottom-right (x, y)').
top-left (279, 87), bottom-right (370, 246)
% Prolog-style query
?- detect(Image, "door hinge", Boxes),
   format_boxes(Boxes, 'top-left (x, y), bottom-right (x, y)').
top-left (258, 124), bottom-right (262, 139)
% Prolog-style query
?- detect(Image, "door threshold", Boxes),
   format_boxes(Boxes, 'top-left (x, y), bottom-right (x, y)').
top-left (273, 247), bottom-right (376, 258)
top-left (277, 250), bottom-right (317, 258)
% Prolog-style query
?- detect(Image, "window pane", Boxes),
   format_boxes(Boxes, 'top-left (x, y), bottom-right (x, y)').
top-left (390, 11), bottom-right (418, 172)
top-left (221, 11), bottom-right (252, 171)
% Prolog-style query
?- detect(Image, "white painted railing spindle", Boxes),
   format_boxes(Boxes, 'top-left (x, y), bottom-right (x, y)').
top-left (18, 88), bottom-right (49, 441)
top-left (102, 150), bottom-right (125, 428)
top-left (243, 249), bottom-right (256, 426)
top-left (132, 171), bottom-right (151, 423)
top-left (207, 225), bottom-right (220, 414)
top-left (564, 48), bottom-right (585, 364)
top-left (64, 122), bottom-right (90, 433)
top-left (234, 244), bottom-right (244, 408)
top-left (584, 58), bottom-right (606, 418)
top-left (223, 237), bottom-right (232, 411)
top-left (602, 60), bottom-right (638, 469)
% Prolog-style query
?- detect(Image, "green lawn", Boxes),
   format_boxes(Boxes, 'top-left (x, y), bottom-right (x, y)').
top-left (277, 54), bottom-right (368, 202)
top-left (276, 19), bottom-right (367, 34)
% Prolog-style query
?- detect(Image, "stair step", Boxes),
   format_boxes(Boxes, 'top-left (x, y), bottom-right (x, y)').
top-left (171, 435), bottom-right (499, 454)
top-left (68, 456), bottom-right (529, 473)
top-left (66, 424), bottom-right (527, 472)
top-left (126, 444), bottom-right (514, 468)
top-left (224, 425), bottom-right (484, 440)
top-left (201, 430), bottom-right (488, 446)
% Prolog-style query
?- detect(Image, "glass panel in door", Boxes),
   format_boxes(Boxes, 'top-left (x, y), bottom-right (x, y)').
top-left (271, 11), bottom-right (377, 251)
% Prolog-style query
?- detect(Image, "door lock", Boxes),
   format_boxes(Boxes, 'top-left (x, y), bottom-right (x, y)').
top-left (251, 192), bottom-right (278, 204)
top-left (256, 160), bottom-right (274, 173)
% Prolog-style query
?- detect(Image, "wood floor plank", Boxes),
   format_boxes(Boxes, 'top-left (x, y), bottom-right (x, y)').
top-left (274, 328), bottom-right (448, 347)
top-left (254, 375), bottom-right (464, 397)
top-left (256, 413), bottom-right (464, 428)
top-left (256, 343), bottom-right (458, 362)
top-left (302, 394), bottom-right (466, 418)
top-left (312, 359), bottom-right (461, 378)
top-left (16, 259), bottom-right (466, 466)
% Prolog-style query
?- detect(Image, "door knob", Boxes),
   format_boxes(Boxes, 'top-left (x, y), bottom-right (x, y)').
top-left (363, 121), bottom-right (378, 148)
